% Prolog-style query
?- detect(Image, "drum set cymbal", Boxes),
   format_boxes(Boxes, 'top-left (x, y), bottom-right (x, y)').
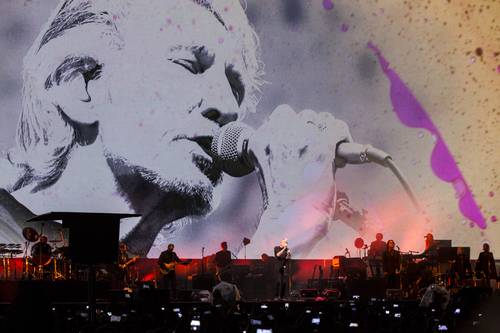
top-left (1, 249), bottom-right (23, 255)
top-left (0, 243), bottom-right (23, 255)
top-left (22, 227), bottom-right (39, 242)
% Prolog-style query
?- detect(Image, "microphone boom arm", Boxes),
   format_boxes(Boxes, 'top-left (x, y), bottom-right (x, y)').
top-left (335, 142), bottom-right (421, 212)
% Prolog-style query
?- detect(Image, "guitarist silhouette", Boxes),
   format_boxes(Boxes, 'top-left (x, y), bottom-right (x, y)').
top-left (158, 243), bottom-right (190, 299)
top-left (214, 241), bottom-right (233, 282)
top-left (117, 242), bottom-right (138, 289)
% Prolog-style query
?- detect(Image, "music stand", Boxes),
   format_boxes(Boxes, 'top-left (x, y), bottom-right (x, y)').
top-left (27, 212), bottom-right (140, 325)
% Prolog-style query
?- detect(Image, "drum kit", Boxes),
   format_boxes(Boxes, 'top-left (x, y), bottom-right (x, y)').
top-left (0, 243), bottom-right (23, 279)
top-left (0, 226), bottom-right (71, 280)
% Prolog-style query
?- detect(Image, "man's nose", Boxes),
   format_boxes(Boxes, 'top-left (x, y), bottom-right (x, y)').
top-left (199, 82), bottom-right (239, 127)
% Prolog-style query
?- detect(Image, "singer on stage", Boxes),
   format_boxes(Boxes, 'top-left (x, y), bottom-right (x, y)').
top-left (274, 239), bottom-right (291, 299)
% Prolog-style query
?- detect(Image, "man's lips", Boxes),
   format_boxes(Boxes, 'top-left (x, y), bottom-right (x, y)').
top-left (192, 153), bottom-right (223, 186)
top-left (173, 135), bottom-right (213, 157)
top-left (172, 134), bottom-right (222, 185)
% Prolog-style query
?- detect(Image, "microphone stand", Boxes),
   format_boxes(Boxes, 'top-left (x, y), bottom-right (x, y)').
top-left (37, 223), bottom-right (44, 279)
top-left (201, 247), bottom-right (205, 275)
top-left (362, 245), bottom-right (368, 258)
top-left (23, 241), bottom-right (30, 280)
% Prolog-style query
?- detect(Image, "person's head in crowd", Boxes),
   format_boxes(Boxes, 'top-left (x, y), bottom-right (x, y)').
top-left (212, 280), bottom-right (240, 314)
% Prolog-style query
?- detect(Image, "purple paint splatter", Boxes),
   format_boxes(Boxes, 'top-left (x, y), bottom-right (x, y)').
top-left (368, 42), bottom-right (487, 229)
top-left (491, 215), bottom-right (497, 222)
top-left (341, 23), bottom-right (349, 32)
top-left (497, 65), bottom-right (500, 73)
top-left (323, 0), bottom-right (334, 10)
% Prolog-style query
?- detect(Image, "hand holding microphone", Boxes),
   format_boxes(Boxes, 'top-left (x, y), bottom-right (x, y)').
top-left (211, 104), bottom-right (420, 219)
top-left (211, 104), bottom-right (354, 214)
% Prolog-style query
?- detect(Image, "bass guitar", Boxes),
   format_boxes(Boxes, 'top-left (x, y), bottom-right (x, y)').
top-left (159, 260), bottom-right (191, 275)
top-left (119, 256), bottom-right (138, 269)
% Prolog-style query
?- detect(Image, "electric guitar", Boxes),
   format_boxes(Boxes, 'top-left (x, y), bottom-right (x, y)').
top-left (159, 259), bottom-right (191, 275)
top-left (118, 256), bottom-right (138, 269)
top-left (215, 263), bottom-right (233, 281)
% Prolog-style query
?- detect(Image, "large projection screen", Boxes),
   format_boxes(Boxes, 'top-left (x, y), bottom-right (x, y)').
top-left (0, 0), bottom-right (498, 259)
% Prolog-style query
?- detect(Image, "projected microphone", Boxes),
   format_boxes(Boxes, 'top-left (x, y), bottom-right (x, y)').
top-left (211, 123), bottom-right (391, 175)
top-left (211, 122), bottom-right (421, 212)
top-left (210, 122), bottom-right (256, 177)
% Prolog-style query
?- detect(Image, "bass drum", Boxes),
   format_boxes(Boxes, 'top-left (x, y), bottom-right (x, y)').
top-left (31, 243), bottom-right (52, 267)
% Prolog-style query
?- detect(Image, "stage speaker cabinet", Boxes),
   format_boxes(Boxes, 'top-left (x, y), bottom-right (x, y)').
top-left (386, 289), bottom-right (403, 300)
top-left (300, 288), bottom-right (319, 299)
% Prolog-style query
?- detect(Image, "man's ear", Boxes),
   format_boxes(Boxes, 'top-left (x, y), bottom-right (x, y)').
top-left (48, 73), bottom-right (99, 124)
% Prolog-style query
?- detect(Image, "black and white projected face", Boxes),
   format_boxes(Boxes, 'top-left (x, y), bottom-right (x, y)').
top-left (0, 0), bottom-right (264, 257)
top-left (37, 1), bottom-right (252, 210)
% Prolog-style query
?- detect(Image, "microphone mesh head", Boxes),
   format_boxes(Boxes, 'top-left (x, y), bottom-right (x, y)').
top-left (211, 123), bottom-right (254, 177)
top-left (211, 123), bottom-right (245, 162)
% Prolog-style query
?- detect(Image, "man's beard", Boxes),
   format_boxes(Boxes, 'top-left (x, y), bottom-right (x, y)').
top-left (191, 153), bottom-right (224, 187)
top-left (106, 154), bottom-right (223, 217)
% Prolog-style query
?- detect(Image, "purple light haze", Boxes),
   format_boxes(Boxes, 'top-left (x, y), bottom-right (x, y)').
top-left (368, 42), bottom-right (487, 229)
top-left (322, 0), bottom-right (334, 10)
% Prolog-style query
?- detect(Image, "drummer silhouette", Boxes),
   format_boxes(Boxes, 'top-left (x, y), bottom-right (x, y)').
top-left (31, 236), bottom-right (52, 268)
